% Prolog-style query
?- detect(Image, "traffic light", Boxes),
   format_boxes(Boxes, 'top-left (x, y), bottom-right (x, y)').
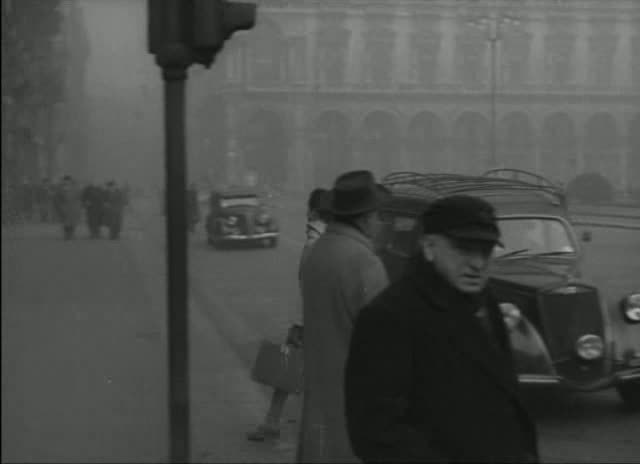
top-left (148, 0), bottom-right (256, 69)
top-left (191, 0), bottom-right (256, 67)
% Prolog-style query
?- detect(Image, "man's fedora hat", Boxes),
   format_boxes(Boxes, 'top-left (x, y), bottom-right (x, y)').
top-left (328, 170), bottom-right (390, 217)
top-left (422, 195), bottom-right (503, 246)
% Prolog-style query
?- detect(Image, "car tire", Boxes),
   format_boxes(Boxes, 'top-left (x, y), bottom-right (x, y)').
top-left (269, 237), bottom-right (278, 248)
top-left (616, 380), bottom-right (640, 411)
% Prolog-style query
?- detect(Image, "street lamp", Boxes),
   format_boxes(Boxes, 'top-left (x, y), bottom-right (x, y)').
top-left (468, 11), bottom-right (520, 168)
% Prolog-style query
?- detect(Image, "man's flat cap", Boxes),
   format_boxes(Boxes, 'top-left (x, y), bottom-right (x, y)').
top-left (422, 195), bottom-right (502, 245)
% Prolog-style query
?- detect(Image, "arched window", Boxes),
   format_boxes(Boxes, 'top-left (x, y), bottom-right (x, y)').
top-left (241, 110), bottom-right (288, 187)
top-left (584, 113), bottom-right (619, 184)
top-left (248, 20), bottom-right (284, 85)
top-left (406, 112), bottom-right (446, 171)
top-left (540, 113), bottom-right (576, 183)
top-left (499, 112), bottom-right (534, 171)
top-left (629, 114), bottom-right (640, 192)
top-left (311, 111), bottom-right (351, 186)
top-left (361, 112), bottom-right (399, 177)
top-left (452, 112), bottom-right (490, 174)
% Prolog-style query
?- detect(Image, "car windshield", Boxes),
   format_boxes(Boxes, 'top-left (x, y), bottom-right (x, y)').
top-left (495, 217), bottom-right (576, 258)
top-left (377, 213), bottom-right (421, 255)
top-left (219, 196), bottom-right (259, 208)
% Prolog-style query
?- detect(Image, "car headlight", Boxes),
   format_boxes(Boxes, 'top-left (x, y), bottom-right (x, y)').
top-left (575, 334), bottom-right (604, 361)
top-left (621, 293), bottom-right (640, 324)
top-left (256, 212), bottom-right (271, 224)
top-left (499, 302), bottom-right (521, 330)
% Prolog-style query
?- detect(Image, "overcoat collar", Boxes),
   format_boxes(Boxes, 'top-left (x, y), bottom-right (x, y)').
top-left (325, 221), bottom-right (375, 252)
top-left (406, 254), bottom-right (519, 397)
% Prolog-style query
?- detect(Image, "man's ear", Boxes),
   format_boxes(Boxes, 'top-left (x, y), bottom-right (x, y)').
top-left (420, 235), bottom-right (435, 262)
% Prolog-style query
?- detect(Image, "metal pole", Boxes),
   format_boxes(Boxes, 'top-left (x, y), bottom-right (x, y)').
top-left (163, 59), bottom-right (190, 463)
top-left (489, 36), bottom-right (497, 168)
top-left (152, 0), bottom-right (193, 459)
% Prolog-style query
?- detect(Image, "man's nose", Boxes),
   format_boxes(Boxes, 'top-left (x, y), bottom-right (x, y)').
top-left (467, 252), bottom-right (489, 270)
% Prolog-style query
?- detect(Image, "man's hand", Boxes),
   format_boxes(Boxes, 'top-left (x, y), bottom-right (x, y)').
top-left (286, 324), bottom-right (303, 348)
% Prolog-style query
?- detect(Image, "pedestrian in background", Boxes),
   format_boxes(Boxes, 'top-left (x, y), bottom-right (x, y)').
top-left (247, 187), bottom-right (332, 444)
top-left (345, 195), bottom-right (539, 463)
top-left (82, 182), bottom-right (106, 239)
top-left (34, 178), bottom-right (53, 223)
top-left (296, 170), bottom-right (390, 463)
top-left (103, 180), bottom-right (127, 240)
top-left (53, 175), bottom-right (83, 240)
top-left (17, 177), bottom-right (35, 223)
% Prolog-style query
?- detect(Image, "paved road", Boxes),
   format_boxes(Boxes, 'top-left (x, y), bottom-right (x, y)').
top-left (2, 197), bottom-right (639, 463)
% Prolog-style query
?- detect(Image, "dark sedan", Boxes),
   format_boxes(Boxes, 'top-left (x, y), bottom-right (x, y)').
top-left (376, 169), bottom-right (640, 410)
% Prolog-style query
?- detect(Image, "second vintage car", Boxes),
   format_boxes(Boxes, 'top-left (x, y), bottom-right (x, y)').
top-left (376, 169), bottom-right (640, 409)
top-left (205, 187), bottom-right (279, 248)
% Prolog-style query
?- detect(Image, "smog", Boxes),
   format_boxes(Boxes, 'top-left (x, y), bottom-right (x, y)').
top-left (2, 0), bottom-right (639, 462)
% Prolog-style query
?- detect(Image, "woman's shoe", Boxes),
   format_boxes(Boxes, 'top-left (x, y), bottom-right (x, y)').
top-left (246, 424), bottom-right (281, 442)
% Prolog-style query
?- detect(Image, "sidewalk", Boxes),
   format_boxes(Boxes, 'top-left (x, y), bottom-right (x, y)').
top-left (1, 224), bottom-right (167, 463)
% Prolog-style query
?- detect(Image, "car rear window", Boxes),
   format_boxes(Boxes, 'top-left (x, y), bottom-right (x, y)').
top-left (220, 197), bottom-right (259, 208)
top-left (378, 213), bottom-right (421, 255)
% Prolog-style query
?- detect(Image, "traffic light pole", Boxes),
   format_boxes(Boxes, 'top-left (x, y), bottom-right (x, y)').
top-left (159, 43), bottom-right (191, 464)
top-left (147, 1), bottom-right (255, 461)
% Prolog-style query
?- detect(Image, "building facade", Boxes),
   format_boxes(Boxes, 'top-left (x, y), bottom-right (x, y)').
top-left (192, 0), bottom-right (640, 194)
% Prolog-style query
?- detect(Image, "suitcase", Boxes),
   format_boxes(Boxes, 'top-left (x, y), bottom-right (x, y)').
top-left (250, 340), bottom-right (304, 393)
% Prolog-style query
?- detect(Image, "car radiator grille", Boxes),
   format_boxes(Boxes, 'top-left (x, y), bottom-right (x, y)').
top-left (537, 285), bottom-right (608, 385)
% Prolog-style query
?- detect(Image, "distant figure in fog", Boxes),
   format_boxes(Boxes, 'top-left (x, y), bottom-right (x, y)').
top-left (247, 187), bottom-right (332, 444)
top-left (103, 181), bottom-right (127, 240)
top-left (53, 175), bottom-right (83, 240)
top-left (344, 195), bottom-right (539, 463)
top-left (82, 182), bottom-right (106, 239)
top-left (297, 171), bottom-right (390, 463)
top-left (17, 177), bottom-right (35, 223)
top-left (35, 178), bottom-right (55, 223)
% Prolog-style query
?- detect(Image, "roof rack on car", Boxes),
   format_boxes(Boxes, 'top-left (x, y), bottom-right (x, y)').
top-left (482, 168), bottom-right (561, 189)
top-left (381, 170), bottom-right (567, 207)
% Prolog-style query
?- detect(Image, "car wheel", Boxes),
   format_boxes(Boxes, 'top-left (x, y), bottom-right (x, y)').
top-left (616, 380), bottom-right (640, 411)
top-left (269, 237), bottom-right (278, 248)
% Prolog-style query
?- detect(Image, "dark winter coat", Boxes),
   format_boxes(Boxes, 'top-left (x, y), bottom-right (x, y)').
top-left (103, 188), bottom-right (127, 226)
top-left (345, 253), bottom-right (539, 463)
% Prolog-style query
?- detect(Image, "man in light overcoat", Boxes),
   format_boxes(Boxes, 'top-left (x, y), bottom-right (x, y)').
top-left (297, 170), bottom-right (390, 463)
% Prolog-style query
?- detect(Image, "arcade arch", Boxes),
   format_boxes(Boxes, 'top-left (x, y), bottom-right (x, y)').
top-left (584, 112), bottom-right (619, 184)
top-left (360, 111), bottom-right (399, 178)
top-left (406, 111), bottom-right (446, 172)
top-left (311, 111), bottom-right (352, 187)
top-left (499, 112), bottom-right (534, 171)
top-left (452, 112), bottom-right (490, 175)
top-left (241, 109), bottom-right (288, 187)
top-left (629, 114), bottom-right (640, 193)
top-left (540, 112), bottom-right (576, 184)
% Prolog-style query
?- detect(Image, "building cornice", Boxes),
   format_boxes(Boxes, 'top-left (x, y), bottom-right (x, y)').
top-left (218, 85), bottom-right (640, 106)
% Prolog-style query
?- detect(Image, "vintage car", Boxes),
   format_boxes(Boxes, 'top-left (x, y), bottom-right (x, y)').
top-left (376, 169), bottom-right (640, 409)
top-left (205, 187), bottom-right (279, 248)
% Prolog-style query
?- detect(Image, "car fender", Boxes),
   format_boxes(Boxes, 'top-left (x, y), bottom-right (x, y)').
top-left (508, 314), bottom-right (556, 377)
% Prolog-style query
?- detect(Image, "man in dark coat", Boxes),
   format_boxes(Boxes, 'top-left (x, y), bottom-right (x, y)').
top-left (82, 182), bottom-right (106, 238)
top-left (35, 177), bottom-right (54, 223)
top-left (345, 195), bottom-right (539, 463)
top-left (103, 181), bottom-right (127, 240)
top-left (53, 175), bottom-right (83, 240)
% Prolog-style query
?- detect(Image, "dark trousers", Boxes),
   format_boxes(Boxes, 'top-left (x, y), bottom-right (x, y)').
top-left (108, 214), bottom-right (123, 239)
top-left (63, 225), bottom-right (75, 240)
top-left (87, 208), bottom-right (103, 238)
